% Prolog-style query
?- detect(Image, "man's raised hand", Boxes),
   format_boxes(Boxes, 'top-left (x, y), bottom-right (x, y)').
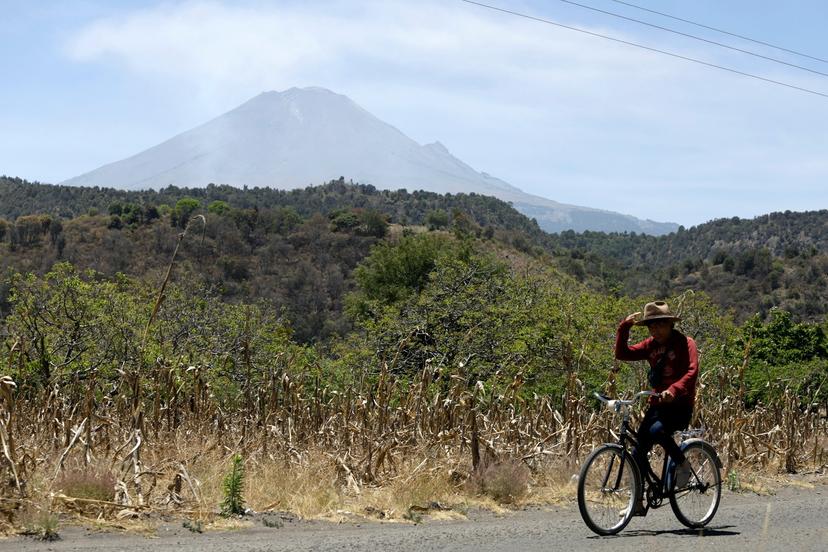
top-left (624, 312), bottom-right (641, 323)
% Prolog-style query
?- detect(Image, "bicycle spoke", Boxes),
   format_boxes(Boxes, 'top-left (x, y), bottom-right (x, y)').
top-left (578, 446), bottom-right (640, 535)
top-left (670, 442), bottom-right (721, 528)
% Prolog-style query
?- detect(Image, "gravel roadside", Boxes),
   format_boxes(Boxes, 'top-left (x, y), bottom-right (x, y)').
top-left (2, 480), bottom-right (826, 552)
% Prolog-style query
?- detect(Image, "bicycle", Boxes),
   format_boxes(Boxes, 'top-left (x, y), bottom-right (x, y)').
top-left (577, 391), bottom-right (722, 536)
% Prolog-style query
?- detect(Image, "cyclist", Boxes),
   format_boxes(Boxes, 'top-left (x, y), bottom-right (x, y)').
top-left (613, 301), bottom-right (699, 515)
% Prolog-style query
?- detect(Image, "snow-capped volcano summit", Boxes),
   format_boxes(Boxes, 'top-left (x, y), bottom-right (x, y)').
top-left (61, 87), bottom-right (677, 234)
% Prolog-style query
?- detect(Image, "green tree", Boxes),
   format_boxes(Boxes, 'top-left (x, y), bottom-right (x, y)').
top-left (271, 207), bottom-right (303, 234)
top-left (425, 209), bottom-right (449, 230)
top-left (144, 205), bottom-right (160, 222)
top-left (173, 198), bottom-right (201, 228)
top-left (357, 209), bottom-right (389, 238)
top-left (741, 308), bottom-right (828, 366)
top-left (738, 308), bottom-right (828, 406)
top-left (208, 200), bottom-right (231, 216)
top-left (329, 209), bottom-right (360, 232)
top-left (108, 202), bottom-right (124, 216)
top-left (349, 233), bottom-right (452, 315)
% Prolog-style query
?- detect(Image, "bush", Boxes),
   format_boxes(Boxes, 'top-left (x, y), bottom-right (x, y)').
top-left (173, 197), bottom-right (201, 228)
top-left (21, 510), bottom-right (60, 541)
top-left (466, 459), bottom-right (530, 504)
top-left (425, 209), bottom-right (449, 230)
top-left (56, 467), bottom-right (116, 501)
top-left (350, 233), bottom-right (451, 309)
top-left (208, 200), bottom-right (231, 216)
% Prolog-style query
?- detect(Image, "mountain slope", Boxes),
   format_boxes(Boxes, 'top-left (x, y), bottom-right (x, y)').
top-left (546, 210), bottom-right (828, 321)
top-left (60, 87), bottom-right (677, 235)
top-left (3, 176), bottom-right (828, 323)
top-left (0, 178), bottom-right (563, 341)
top-left (0, 176), bottom-right (546, 240)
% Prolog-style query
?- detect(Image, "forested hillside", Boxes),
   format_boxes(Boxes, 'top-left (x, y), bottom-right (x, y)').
top-left (0, 175), bottom-right (544, 238)
top-left (0, 176), bottom-right (548, 342)
top-left (2, 175), bottom-right (828, 323)
top-left (550, 211), bottom-right (828, 321)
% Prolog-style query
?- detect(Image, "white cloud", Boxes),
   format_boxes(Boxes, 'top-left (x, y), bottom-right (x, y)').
top-left (65, 0), bottom-right (691, 106)
top-left (63, 0), bottom-right (828, 225)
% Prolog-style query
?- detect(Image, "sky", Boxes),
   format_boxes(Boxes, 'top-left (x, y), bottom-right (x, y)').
top-left (2, 0), bottom-right (827, 228)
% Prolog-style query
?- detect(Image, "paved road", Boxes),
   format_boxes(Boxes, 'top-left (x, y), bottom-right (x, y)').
top-left (4, 485), bottom-right (826, 551)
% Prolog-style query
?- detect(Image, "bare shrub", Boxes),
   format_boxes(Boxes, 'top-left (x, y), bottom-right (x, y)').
top-left (467, 459), bottom-right (530, 504)
top-left (55, 468), bottom-right (116, 502)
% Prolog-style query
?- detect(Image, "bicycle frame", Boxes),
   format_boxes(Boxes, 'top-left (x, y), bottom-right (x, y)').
top-left (595, 391), bottom-right (709, 511)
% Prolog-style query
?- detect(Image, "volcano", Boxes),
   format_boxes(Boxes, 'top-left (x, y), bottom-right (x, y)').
top-left (61, 87), bottom-right (677, 234)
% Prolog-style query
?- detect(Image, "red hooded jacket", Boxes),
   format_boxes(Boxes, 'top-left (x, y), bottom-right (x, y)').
top-left (614, 318), bottom-right (699, 409)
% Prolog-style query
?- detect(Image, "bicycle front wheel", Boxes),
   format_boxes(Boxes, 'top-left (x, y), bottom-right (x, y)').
top-left (577, 444), bottom-right (641, 536)
top-left (669, 441), bottom-right (721, 528)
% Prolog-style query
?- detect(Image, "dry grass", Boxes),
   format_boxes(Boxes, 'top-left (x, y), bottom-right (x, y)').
top-left (247, 454), bottom-right (343, 518)
top-left (522, 462), bottom-right (579, 505)
top-left (16, 503), bottom-right (60, 541)
top-left (80, 516), bottom-right (161, 536)
top-left (352, 462), bottom-right (463, 520)
top-left (466, 459), bottom-right (530, 504)
top-left (204, 517), bottom-right (255, 531)
top-left (55, 466), bottom-right (116, 502)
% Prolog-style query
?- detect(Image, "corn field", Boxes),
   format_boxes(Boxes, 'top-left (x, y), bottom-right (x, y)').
top-left (0, 347), bottom-right (824, 518)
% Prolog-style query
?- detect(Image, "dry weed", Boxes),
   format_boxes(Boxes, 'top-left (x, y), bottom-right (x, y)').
top-left (249, 455), bottom-right (342, 519)
top-left (55, 466), bottom-right (116, 502)
top-left (522, 462), bottom-right (579, 505)
top-left (466, 459), bottom-right (530, 504)
top-left (355, 463), bottom-right (458, 519)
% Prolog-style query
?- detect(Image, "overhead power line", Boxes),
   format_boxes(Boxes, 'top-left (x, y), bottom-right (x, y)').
top-left (553, 0), bottom-right (828, 79)
top-left (458, 0), bottom-right (828, 100)
top-left (608, 0), bottom-right (828, 65)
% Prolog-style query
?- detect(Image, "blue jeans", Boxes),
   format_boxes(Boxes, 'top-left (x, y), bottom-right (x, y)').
top-left (632, 405), bottom-right (692, 478)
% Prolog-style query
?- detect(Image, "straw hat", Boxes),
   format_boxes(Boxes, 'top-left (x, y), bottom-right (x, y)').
top-left (634, 301), bottom-right (681, 326)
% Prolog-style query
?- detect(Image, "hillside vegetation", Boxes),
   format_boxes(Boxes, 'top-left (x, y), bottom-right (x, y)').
top-left (0, 177), bottom-right (548, 342)
top-left (3, 176), bottom-right (828, 323)
top-left (1, 175), bottom-right (825, 407)
top-left (547, 211), bottom-right (828, 322)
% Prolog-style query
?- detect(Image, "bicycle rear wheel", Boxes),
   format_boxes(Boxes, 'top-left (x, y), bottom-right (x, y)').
top-left (577, 444), bottom-right (641, 535)
top-left (669, 441), bottom-right (721, 528)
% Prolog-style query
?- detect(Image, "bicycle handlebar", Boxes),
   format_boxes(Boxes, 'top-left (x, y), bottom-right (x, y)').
top-left (593, 390), bottom-right (660, 412)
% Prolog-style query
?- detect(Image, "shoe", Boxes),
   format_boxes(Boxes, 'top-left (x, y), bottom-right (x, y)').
top-left (619, 501), bottom-right (647, 517)
top-left (675, 461), bottom-right (692, 488)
